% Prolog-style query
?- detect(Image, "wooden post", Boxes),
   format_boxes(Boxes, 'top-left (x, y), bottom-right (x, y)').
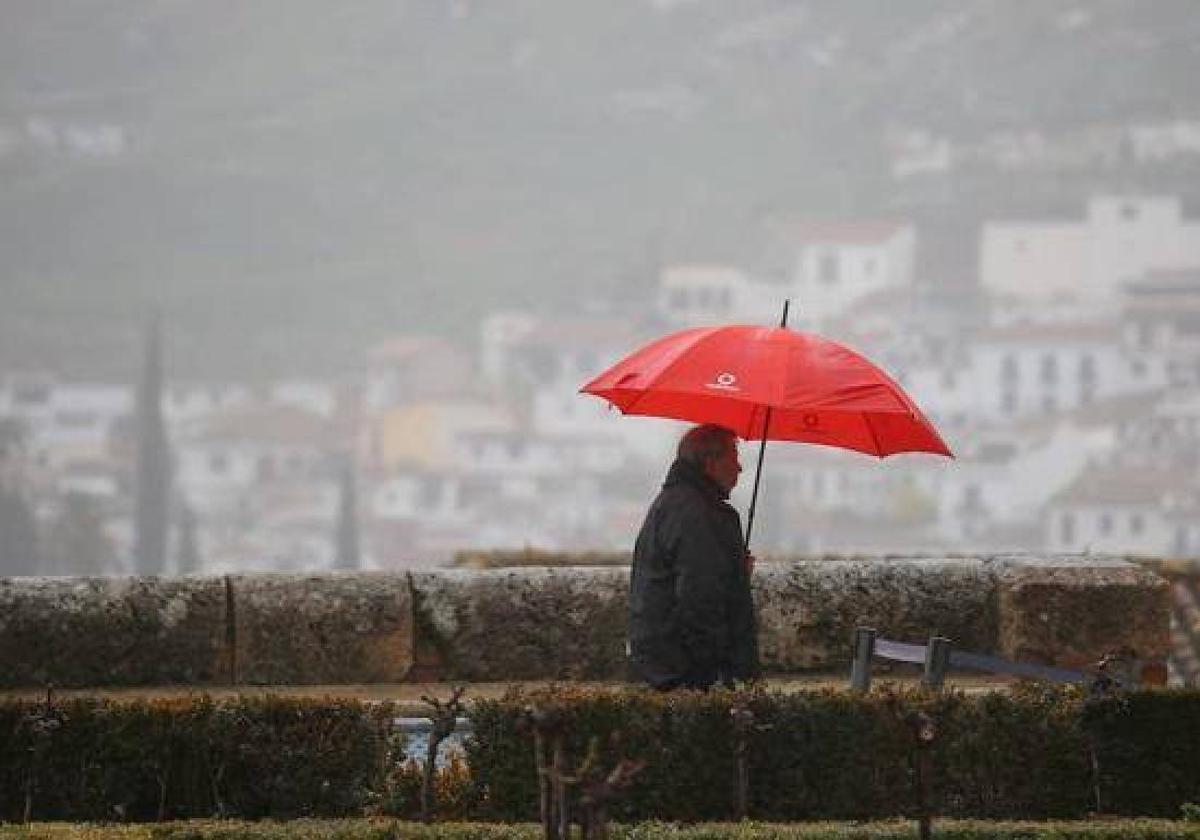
top-left (526, 704), bottom-right (566, 840)
top-left (923, 636), bottom-right (951, 691)
top-left (905, 711), bottom-right (937, 840)
top-left (419, 685), bottom-right (466, 823)
top-left (730, 705), bottom-right (754, 820)
top-left (850, 627), bottom-right (877, 692)
top-left (554, 736), bottom-right (570, 840)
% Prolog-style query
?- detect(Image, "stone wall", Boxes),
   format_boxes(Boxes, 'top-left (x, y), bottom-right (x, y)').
top-left (0, 556), bottom-right (1171, 687)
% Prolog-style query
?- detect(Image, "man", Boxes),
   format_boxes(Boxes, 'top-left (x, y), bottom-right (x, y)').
top-left (628, 423), bottom-right (759, 690)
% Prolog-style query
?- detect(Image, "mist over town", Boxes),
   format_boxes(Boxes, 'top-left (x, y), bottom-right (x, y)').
top-left (4, 1), bottom-right (1200, 575)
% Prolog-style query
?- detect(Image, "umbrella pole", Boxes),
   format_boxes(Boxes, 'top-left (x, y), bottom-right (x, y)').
top-left (743, 300), bottom-right (790, 552)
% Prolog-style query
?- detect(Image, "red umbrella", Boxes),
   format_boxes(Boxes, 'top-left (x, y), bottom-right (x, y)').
top-left (579, 303), bottom-right (952, 547)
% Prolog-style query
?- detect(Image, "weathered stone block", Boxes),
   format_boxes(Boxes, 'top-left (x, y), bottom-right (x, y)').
top-left (754, 559), bottom-right (999, 671)
top-left (995, 557), bottom-right (1171, 668)
top-left (231, 573), bottom-right (413, 684)
top-left (0, 576), bottom-right (228, 687)
top-left (409, 568), bottom-right (630, 681)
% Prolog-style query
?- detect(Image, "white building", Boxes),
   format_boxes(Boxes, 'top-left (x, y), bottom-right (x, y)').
top-left (656, 264), bottom-right (777, 327)
top-left (771, 220), bottom-right (916, 326)
top-left (0, 374), bottom-right (132, 468)
top-left (980, 195), bottom-right (1200, 304)
top-left (175, 403), bottom-right (335, 516)
top-left (655, 221), bottom-right (916, 330)
top-left (164, 383), bottom-right (254, 428)
top-left (901, 321), bottom-right (1166, 424)
top-left (364, 336), bottom-right (474, 411)
top-left (370, 471), bottom-right (464, 526)
top-left (1045, 465), bottom-right (1195, 555)
top-left (1123, 269), bottom-right (1200, 386)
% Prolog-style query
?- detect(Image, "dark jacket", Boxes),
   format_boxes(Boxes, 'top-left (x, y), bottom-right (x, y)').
top-left (628, 458), bottom-right (759, 690)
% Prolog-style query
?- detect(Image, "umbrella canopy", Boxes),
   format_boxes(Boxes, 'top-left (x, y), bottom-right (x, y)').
top-left (580, 324), bottom-right (952, 458)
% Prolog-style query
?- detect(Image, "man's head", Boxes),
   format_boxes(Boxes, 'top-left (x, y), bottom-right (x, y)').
top-left (678, 424), bottom-right (742, 494)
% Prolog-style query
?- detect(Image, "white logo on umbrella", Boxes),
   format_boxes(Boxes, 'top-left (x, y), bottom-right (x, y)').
top-left (706, 371), bottom-right (740, 392)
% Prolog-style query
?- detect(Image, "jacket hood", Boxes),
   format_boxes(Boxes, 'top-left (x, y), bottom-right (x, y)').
top-left (663, 457), bottom-right (730, 502)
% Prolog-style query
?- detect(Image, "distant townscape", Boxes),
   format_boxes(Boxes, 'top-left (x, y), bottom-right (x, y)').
top-left (2, 192), bottom-right (1200, 574)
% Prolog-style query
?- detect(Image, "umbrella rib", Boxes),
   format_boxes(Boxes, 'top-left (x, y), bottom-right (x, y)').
top-left (619, 327), bottom-right (730, 420)
top-left (864, 413), bottom-right (886, 459)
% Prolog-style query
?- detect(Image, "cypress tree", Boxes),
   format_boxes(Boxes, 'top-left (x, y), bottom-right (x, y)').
top-left (0, 417), bottom-right (40, 574)
top-left (333, 454), bottom-right (360, 570)
top-left (134, 313), bottom-right (171, 575)
top-left (42, 492), bottom-right (116, 576)
top-left (176, 498), bottom-right (201, 575)
top-left (0, 486), bottom-right (39, 575)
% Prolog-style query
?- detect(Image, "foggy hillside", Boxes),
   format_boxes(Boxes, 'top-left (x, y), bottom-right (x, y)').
top-left (3, 0), bottom-right (1199, 377)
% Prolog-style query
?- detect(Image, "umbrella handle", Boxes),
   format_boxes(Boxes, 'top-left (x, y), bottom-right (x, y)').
top-left (743, 300), bottom-right (790, 553)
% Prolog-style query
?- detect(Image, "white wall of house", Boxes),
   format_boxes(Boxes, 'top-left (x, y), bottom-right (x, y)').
top-left (370, 473), bottom-right (463, 524)
top-left (980, 222), bottom-right (1088, 302)
top-left (1046, 503), bottom-right (1171, 554)
top-left (269, 381), bottom-right (337, 418)
top-left (176, 440), bottom-right (323, 513)
top-left (981, 195), bottom-right (1200, 303)
top-left (656, 264), bottom-right (782, 326)
top-left (658, 264), bottom-right (746, 324)
top-left (164, 384), bottom-right (253, 427)
top-left (788, 226), bottom-right (915, 323)
top-left (454, 431), bottom-right (628, 479)
top-left (479, 311), bottom-right (539, 386)
top-left (1087, 196), bottom-right (1197, 295)
top-left (967, 330), bottom-right (1163, 420)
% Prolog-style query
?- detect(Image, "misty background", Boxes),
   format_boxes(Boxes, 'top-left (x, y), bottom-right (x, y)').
top-left (3, 0), bottom-right (1200, 574)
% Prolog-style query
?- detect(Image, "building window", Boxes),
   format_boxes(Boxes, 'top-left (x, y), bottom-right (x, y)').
top-left (420, 479), bottom-right (441, 509)
top-left (1060, 513), bottom-right (1075, 545)
top-left (963, 484), bottom-right (981, 509)
top-left (1001, 355), bottom-right (1019, 382)
top-left (1040, 354), bottom-right (1058, 385)
top-left (1001, 389), bottom-right (1018, 415)
top-left (13, 383), bottom-right (50, 405)
top-left (1099, 512), bottom-right (1113, 536)
top-left (818, 252), bottom-right (839, 285)
top-left (209, 453), bottom-right (228, 475)
top-left (863, 256), bottom-right (878, 276)
top-left (55, 410), bottom-right (98, 429)
top-left (1079, 354), bottom-right (1097, 386)
top-left (1119, 202), bottom-right (1140, 221)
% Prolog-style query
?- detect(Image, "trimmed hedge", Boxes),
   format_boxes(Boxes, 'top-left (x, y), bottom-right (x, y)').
top-left (3, 687), bottom-right (1200, 823)
top-left (0, 696), bottom-right (390, 821)
top-left (465, 685), bottom-right (1102, 821)
top-left (4, 822), bottom-right (1200, 840)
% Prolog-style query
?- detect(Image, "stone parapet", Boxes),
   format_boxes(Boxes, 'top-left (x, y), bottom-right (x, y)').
top-left (754, 559), bottom-right (999, 671)
top-left (231, 573), bottom-right (414, 684)
top-left (0, 557), bottom-right (1172, 687)
top-left (409, 568), bottom-right (629, 681)
top-left (0, 576), bottom-right (228, 687)
top-left (994, 556), bottom-right (1172, 669)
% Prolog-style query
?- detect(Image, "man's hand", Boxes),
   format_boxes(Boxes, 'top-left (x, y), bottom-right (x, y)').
top-left (744, 553), bottom-right (756, 575)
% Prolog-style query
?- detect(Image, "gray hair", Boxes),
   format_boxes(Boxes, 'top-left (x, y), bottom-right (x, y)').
top-left (677, 424), bottom-right (737, 467)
